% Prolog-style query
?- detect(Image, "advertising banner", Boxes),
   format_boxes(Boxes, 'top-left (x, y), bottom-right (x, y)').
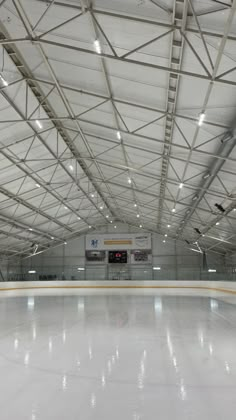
top-left (86, 233), bottom-right (151, 251)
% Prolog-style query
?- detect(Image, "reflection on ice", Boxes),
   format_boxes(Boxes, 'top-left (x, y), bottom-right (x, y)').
top-left (27, 297), bottom-right (35, 311)
top-left (2, 294), bottom-right (236, 420)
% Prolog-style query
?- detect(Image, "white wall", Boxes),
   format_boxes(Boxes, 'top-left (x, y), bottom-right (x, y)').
top-left (16, 223), bottom-right (228, 281)
top-left (0, 258), bottom-right (9, 281)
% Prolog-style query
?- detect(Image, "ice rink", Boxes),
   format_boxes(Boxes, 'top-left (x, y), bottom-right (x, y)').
top-left (1, 282), bottom-right (236, 420)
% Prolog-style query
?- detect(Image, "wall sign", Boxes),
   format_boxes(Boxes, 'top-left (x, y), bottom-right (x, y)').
top-left (85, 250), bottom-right (106, 261)
top-left (86, 233), bottom-right (151, 250)
top-left (130, 249), bottom-right (152, 264)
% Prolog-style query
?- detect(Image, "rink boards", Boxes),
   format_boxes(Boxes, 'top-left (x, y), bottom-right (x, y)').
top-left (1, 281), bottom-right (236, 298)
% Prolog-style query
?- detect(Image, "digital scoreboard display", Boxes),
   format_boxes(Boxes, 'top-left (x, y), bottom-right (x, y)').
top-left (108, 250), bottom-right (127, 263)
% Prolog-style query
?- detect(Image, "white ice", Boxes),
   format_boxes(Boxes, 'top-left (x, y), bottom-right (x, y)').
top-left (1, 288), bottom-right (236, 419)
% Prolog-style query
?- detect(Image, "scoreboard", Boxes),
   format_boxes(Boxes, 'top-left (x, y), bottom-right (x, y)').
top-left (108, 250), bottom-right (127, 264)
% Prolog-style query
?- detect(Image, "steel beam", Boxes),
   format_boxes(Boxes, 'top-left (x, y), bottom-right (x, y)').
top-left (35, 0), bottom-right (236, 41)
top-left (157, 0), bottom-right (188, 230)
top-left (2, 35), bottom-right (236, 87)
top-left (85, 174), bottom-right (234, 219)
top-left (33, 38), bottom-right (236, 88)
top-left (0, 25), bottom-right (114, 225)
top-left (25, 77), bottom-right (230, 130)
top-left (0, 213), bottom-right (62, 241)
top-left (172, 1), bottom-right (236, 238)
top-left (180, 133), bottom-right (236, 233)
top-left (0, 83), bottom-right (87, 230)
top-left (83, 2), bottom-right (130, 215)
top-left (0, 184), bottom-right (73, 231)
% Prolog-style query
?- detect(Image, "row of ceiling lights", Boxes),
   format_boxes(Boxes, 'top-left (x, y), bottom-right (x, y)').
top-left (61, 96), bottom-right (230, 243)
top-left (33, 118), bottom-right (103, 226)
top-left (2, 72), bottom-right (233, 248)
top-left (0, 75), bottom-right (163, 247)
top-left (0, 75), bottom-right (92, 248)
top-left (0, 75), bottom-right (207, 138)
top-left (29, 66), bottom-right (207, 224)
top-left (34, 179), bottom-right (233, 244)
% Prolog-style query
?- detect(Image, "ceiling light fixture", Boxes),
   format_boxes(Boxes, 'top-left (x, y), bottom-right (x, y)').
top-left (78, 267), bottom-right (85, 271)
top-left (163, 240), bottom-right (166, 243)
top-left (36, 120), bottom-right (42, 129)
top-left (172, 208), bottom-right (176, 213)
top-left (216, 222), bottom-right (220, 226)
top-left (69, 164), bottom-right (74, 171)
top-left (165, 234), bottom-right (168, 237)
top-left (64, 241), bottom-right (67, 245)
top-left (203, 173), bottom-right (210, 179)
top-left (88, 225), bottom-right (92, 229)
top-left (192, 195), bottom-right (198, 201)
top-left (77, 216), bottom-right (81, 220)
top-left (0, 75), bottom-right (8, 86)
top-left (117, 131), bottom-right (121, 140)
top-left (35, 183), bottom-right (40, 188)
top-left (28, 270), bottom-right (36, 274)
top-left (114, 225), bottom-right (117, 229)
top-left (153, 267), bottom-right (161, 270)
top-left (179, 183), bottom-right (183, 189)
top-left (100, 206), bottom-right (104, 210)
top-left (106, 215), bottom-right (109, 218)
top-left (91, 193), bottom-right (95, 198)
top-left (29, 228), bottom-right (33, 231)
top-left (64, 206), bottom-right (68, 210)
top-left (137, 214), bottom-right (140, 218)
top-left (94, 39), bottom-right (101, 54)
top-left (198, 112), bottom-right (205, 126)
top-left (167, 224), bottom-right (171, 228)
top-left (128, 178), bottom-right (132, 184)
top-left (208, 269), bottom-right (216, 273)
top-left (139, 224), bottom-right (142, 228)
top-left (51, 236), bottom-right (54, 240)
top-left (134, 203), bottom-right (137, 208)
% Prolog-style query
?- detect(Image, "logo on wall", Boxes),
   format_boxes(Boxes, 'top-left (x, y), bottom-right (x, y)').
top-left (90, 239), bottom-right (99, 248)
top-left (134, 235), bottom-right (149, 248)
